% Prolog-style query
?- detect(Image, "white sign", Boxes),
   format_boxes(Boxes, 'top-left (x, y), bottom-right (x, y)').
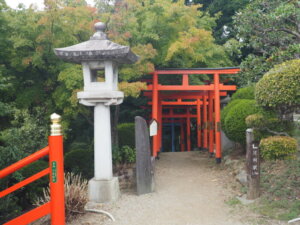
top-left (149, 119), bottom-right (158, 136)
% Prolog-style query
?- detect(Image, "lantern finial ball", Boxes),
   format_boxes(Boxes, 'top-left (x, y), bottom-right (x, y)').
top-left (94, 22), bottom-right (106, 32)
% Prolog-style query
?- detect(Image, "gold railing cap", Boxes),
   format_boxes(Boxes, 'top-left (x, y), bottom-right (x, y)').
top-left (50, 113), bottom-right (61, 124)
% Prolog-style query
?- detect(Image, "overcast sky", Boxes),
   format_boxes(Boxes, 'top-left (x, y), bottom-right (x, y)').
top-left (6, 0), bottom-right (95, 9)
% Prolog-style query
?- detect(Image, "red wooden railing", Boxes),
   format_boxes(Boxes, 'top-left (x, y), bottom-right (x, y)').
top-left (0, 113), bottom-right (65, 225)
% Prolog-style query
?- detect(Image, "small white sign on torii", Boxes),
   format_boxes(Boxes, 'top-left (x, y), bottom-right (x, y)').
top-left (149, 119), bottom-right (158, 136)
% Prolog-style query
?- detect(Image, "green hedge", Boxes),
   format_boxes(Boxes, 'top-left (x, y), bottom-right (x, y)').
top-left (260, 136), bottom-right (298, 160)
top-left (256, 59), bottom-right (300, 112)
top-left (231, 86), bottom-right (255, 100)
top-left (221, 99), bottom-right (243, 134)
top-left (64, 149), bottom-right (93, 179)
top-left (118, 123), bottom-right (135, 148)
top-left (224, 99), bottom-right (260, 144)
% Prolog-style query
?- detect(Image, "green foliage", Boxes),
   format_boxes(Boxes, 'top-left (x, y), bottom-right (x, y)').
top-left (221, 99), bottom-right (243, 134)
top-left (246, 112), bottom-right (281, 130)
top-left (255, 59), bottom-right (300, 116)
top-left (106, 0), bottom-right (233, 81)
top-left (224, 99), bottom-right (260, 144)
top-left (231, 86), bottom-right (255, 100)
top-left (233, 0), bottom-right (299, 86)
top-left (112, 145), bottom-right (136, 164)
top-left (118, 123), bottom-right (135, 148)
top-left (245, 114), bottom-right (265, 129)
top-left (259, 136), bottom-right (298, 160)
top-left (205, 0), bottom-right (250, 43)
top-left (64, 149), bottom-right (94, 179)
top-left (245, 112), bottom-right (287, 141)
top-left (0, 108), bottom-right (48, 169)
top-left (256, 159), bottom-right (300, 221)
top-left (17, 161), bottom-right (48, 207)
top-left (0, 195), bottom-right (21, 224)
top-left (0, 108), bottom-right (48, 223)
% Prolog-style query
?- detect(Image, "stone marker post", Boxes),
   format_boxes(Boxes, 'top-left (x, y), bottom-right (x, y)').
top-left (246, 128), bottom-right (260, 199)
top-left (54, 22), bottom-right (138, 203)
top-left (135, 116), bottom-right (155, 195)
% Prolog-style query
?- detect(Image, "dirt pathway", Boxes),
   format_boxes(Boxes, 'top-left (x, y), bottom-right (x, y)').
top-left (86, 152), bottom-right (246, 225)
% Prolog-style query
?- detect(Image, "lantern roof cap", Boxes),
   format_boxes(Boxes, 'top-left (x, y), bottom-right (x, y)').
top-left (54, 22), bottom-right (139, 64)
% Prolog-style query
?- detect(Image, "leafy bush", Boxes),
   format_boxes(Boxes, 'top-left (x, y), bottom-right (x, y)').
top-left (256, 59), bottom-right (300, 115)
top-left (245, 113), bottom-right (265, 129)
top-left (121, 145), bottom-right (136, 163)
top-left (64, 149), bottom-right (93, 179)
top-left (224, 99), bottom-right (260, 144)
top-left (0, 196), bottom-right (21, 224)
top-left (231, 85), bottom-right (255, 100)
top-left (118, 123), bottom-right (135, 148)
top-left (221, 99), bottom-right (243, 134)
top-left (246, 111), bottom-right (295, 142)
top-left (0, 108), bottom-right (48, 223)
top-left (17, 161), bottom-right (49, 207)
top-left (113, 145), bottom-right (136, 164)
top-left (260, 136), bottom-right (298, 160)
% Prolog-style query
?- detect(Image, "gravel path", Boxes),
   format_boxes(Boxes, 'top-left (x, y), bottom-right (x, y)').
top-left (99, 151), bottom-right (244, 225)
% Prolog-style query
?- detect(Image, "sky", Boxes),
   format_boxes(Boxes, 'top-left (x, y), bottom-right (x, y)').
top-left (6, 0), bottom-right (95, 9)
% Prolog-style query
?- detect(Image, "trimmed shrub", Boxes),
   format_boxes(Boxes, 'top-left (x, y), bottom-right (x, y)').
top-left (231, 85), bottom-right (255, 100)
top-left (245, 113), bottom-right (265, 129)
top-left (64, 149), bottom-right (93, 179)
top-left (260, 136), bottom-right (298, 160)
top-left (221, 99), bottom-right (243, 134)
top-left (256, 59), bottom-right (300, 114)
top-left (118, 123), bottom-right (135, 148)
top-left (224, 99), bottom-right (260, 144)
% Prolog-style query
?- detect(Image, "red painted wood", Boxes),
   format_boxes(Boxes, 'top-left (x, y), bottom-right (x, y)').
top-left (4, 202), bottom-right (51, 225)
top-left (180, 121), bottom-right (185, 152)
top-left (147, 84), bottom-right (236, 91)
top-left (0, 147), bottom-right (49, 178)
top-left (152, 72), bottom-right (159, 157)
top-left (0, 168), bottom-right (50, 198)
top-left (151, 68), bottom-right (240, 75)
top-left (146, 68), bottom-right (239, 159)
top-left (186, 114), bottom-right (191, 152)
top-left (208, 91), bottom-right (214, 154)
top-left (214, 73), bottom-right (222, 159)
top-left (203, 94), bottom-right (208, 149)
top-left (49, 135), bottom-right (65, 225)
top-left (197, 98), bottom-right (201, 148)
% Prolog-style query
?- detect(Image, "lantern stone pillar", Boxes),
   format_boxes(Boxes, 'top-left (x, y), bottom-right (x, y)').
top-left (54, 22), bottom-right (138, 203)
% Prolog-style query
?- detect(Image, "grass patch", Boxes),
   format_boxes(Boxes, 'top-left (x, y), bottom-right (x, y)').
top-left (225, 197), bottom-right (241, 206)
top-left (252, 159), bottom-right (300, 221)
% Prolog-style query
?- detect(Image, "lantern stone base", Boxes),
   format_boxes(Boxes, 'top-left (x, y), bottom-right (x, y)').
top-left (88, 177), bottom-right (120, 203)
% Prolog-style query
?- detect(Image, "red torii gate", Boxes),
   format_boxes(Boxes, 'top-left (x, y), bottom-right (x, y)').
top-left (145, 92), bottom-right (228, 153)
top-left (146, 67), bottom-right (240, 163)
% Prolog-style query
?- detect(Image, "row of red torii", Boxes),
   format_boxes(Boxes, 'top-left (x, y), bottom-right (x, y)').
top-left (143, 67), bottom-right (240, 163)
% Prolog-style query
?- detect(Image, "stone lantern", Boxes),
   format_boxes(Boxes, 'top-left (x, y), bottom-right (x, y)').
top-left (54, 22), bottom-right (138, 202)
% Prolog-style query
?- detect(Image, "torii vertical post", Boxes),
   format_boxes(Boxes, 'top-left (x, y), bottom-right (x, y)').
top-left (197, 98), bottom-right (202, 148)
top-left (152, 72), bottom-right (159, 157)
top-left (158, 95), bottom-right (163, 153)
top-left (180, 120), bottom-right (185, 152)
top-left (186, 109), bottom-right (191, 152)
top-left (203, 94), bottom-right (208, 150)
top-left (214, 73), bottom-right (221, 163)
top-left (208, 91), bottom-right (214, 156)
top-left (171, 118), bottom-right (175, 152)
